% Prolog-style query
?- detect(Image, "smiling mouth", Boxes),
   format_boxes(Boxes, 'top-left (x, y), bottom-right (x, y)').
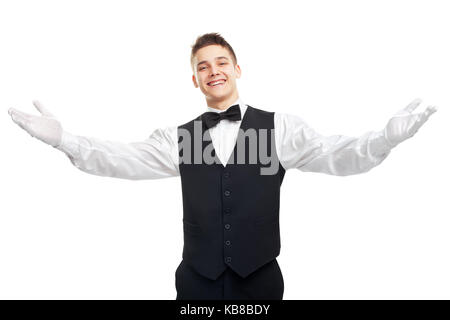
top-left (207, 79), bottom-right (226, 87)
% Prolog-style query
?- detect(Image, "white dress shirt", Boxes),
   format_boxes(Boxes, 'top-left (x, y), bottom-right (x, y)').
top-left (56, 97), bottom-right (392, 179)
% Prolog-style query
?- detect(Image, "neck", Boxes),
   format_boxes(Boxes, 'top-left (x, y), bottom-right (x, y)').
top-left (206, 92), bottom-right (239, 111)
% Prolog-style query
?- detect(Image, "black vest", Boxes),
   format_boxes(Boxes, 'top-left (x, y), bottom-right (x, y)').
top-left (177, 105), bottom-right (286, 280)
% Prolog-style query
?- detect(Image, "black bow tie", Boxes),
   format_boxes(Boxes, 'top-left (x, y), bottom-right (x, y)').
top-left (201, 104), bottom-right (241, 130)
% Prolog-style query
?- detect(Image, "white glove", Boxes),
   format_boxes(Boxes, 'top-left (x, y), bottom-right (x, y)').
top-left (8, 100), bottom-right (63, 147)
top-left (383, 98), bottom-right (438, 148)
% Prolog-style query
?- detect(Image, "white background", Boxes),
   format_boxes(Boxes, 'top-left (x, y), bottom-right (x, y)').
top-left (1, 0), bottom-right (449, 299)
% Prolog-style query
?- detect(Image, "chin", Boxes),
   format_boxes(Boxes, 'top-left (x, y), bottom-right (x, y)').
top-left (204, 89), bottom-right (227, 98)
top-left (210, 93), bottom-right (229, 100)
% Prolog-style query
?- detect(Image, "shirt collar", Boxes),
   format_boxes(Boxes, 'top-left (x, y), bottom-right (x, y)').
top-left (206, 97), bottom-right (248, 117)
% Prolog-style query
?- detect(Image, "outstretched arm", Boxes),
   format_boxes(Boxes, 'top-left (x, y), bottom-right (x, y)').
top-left (275, 98), bottom-right (437, 176)
top-left (8, 100), bottom-right (179, 180)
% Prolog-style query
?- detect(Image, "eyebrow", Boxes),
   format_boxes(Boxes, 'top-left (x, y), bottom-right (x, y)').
top-left (197, 56), bottom-right (229, 67)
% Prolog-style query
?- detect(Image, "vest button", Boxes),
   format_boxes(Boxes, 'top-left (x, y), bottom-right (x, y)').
top-left (225, 207), bottom-right (231, 214)
top-left (224, 190), bottom-right (231, 196)
top-left (224, 224), bottom-right (231, 230)
top-left (225, 240), bottom-right (231, 246)
top-left (226, 256), bottom-right (232, 263)
top-left (224, 172), bottom-right (230, 178)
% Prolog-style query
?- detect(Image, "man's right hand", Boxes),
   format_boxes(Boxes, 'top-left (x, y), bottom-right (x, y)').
top-left (8, 100), bottom-right (63, 147)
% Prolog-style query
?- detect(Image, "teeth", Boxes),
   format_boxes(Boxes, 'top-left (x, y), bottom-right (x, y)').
top-left (208, 80), bottom-right (225, 86)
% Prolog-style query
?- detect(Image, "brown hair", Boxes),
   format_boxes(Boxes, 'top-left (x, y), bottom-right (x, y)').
top-left (190, 32), bottom-right (237, 70)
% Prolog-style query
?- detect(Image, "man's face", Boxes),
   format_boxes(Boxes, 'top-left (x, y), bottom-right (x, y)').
top-left (192, 44), bottom-right (241, 102)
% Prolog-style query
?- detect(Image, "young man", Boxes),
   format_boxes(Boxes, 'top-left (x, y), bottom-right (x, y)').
top-left (8, 32), bottom-right (437, 300)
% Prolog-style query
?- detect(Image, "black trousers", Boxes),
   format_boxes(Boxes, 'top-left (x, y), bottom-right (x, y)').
top-left (175, 259), bottom-right (284, 300)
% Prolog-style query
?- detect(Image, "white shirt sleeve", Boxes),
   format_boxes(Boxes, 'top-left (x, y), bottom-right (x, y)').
top-left (274, 112), bottom-right (393, 176)
top-left (55, 126), bottom-right (180, 179)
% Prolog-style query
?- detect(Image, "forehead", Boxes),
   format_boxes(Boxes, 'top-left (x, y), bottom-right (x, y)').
top-left (194, 45), bottom-right (231, 64)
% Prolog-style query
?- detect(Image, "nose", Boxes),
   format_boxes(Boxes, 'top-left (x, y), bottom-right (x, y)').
top-left (209, 65), bottom-right (219, 76)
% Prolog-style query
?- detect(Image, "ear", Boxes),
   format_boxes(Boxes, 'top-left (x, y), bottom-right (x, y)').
top-left (192, 74), bottom-right (199, 88)
top-left (235, 64), bottom-right (242, 79)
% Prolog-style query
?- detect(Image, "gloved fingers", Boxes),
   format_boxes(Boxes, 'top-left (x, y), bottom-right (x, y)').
top-left (32, 100), bottom-right (55, 117)
top-left (423, 105), bottom-right (438, 119)
top-left (9, 107), bottom-right (32, 123)
top-left (408, 105), bottom-right (437, 135)
top-left (401, 98), bottom-right (422, 114)
top-left (416, 105), bottom-right (438, 126)
top-left (8, 108), bottom-right (32, 132)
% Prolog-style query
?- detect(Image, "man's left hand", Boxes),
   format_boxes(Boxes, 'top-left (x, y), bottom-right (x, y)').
top-left (383, 98), bottom-right (438, 148)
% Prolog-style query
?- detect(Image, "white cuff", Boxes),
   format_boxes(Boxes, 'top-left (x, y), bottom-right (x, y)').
top-left (55, 131), bottom-right (80, 158)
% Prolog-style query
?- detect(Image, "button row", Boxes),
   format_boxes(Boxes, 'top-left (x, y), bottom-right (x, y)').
top-left (223, 168), bottom-right (231, 260)
top-left (223, 173), bottom-right (231, 265)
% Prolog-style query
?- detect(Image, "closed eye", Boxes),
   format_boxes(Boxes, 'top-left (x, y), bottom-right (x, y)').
top-left (199, 62), bottom-right (227, 71)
